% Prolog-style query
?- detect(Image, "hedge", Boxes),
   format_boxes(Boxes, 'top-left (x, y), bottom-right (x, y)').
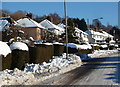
top-left (29, 44), bottom-right (54, 64)
top-left (1, 54), bottom-right (12, 71)
top-left (53, 44), bottom-right (64, 56)
top-left (11, 49), bottom-right (29, 70)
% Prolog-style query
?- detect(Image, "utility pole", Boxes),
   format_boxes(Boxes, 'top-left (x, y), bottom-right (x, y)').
top-left (64, 0), bottom-right (68, 58)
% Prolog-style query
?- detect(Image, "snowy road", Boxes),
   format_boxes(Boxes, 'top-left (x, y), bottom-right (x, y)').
top-left (40, 52), bottom-right (120, 85)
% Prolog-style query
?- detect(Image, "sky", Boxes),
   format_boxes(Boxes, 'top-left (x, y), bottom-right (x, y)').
top-left (2, 2), bottom-right (119, 26)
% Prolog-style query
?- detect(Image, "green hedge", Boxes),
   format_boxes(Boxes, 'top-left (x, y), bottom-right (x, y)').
top-left (53, 44), bottom-right (64, 56)
top-left (29, 44), bottom-right (54, 64)
top-left (11, 49), bottom-right (29, 70)
top-left (1, 54), bottom-right (12, 71)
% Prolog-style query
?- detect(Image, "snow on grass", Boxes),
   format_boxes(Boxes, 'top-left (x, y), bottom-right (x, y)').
top-left (88, 50), bottom-right (118, 58)
top-left (0, 53), bottom-right (82, 86)
top-left (10, 42), bottom-right (29, 51)
top-left (0, 41), bottom-right (11, 57)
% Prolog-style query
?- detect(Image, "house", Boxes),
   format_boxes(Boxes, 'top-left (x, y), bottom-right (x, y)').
top-left (85, 29), bottom-right (114, 43)
top-left (75, 27), bottom-right (88, 42)
top-left (58, 23), bottom-right (88, 42)
top-left (40, 19), bottom-right (65, 35)
top-left (58, 23), bottom-right (66, 29)
top-left (0, 19), bottom-right (10, 41)
top-left (17, 17), bottom-right (46, 40)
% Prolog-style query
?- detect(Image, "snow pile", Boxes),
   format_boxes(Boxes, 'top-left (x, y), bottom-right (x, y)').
top-left (10, 42), bottom-right (29, 51)
top-left (24, 53), bottom-right (82, 73)
top-left (0, 54), bottom-right (82, 86)
top-left (0, 41), bottom-right (11, 57)
top-left (0, 68), bottom-right (37, 86)
top-left (88, 50), bottom-right (118, 58)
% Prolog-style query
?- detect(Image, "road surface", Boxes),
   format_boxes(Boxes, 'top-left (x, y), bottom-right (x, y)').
top-left (40, 52), bottom-right (120, 85)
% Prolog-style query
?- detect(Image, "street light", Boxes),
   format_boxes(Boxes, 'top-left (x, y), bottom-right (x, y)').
top-left (93, 17), bottom-right (103, 31)
top-left (64, 0), bottom-right (68, 59)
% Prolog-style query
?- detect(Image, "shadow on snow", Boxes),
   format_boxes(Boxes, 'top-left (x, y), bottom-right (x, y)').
top-left (82, 54), bottom-right (120, 84)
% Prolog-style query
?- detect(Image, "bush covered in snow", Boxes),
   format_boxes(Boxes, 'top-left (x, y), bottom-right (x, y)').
top-left (0, 41), bottom-right (11, 57)
top-left (10, 42), bottom-right (29, 70)
top-left (0, 41), bottom-right (12, 70)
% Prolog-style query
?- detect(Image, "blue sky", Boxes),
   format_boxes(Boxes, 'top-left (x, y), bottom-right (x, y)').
top-left (2, 2), bottom-right (118, 26)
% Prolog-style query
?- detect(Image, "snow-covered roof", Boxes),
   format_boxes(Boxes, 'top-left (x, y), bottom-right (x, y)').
top-left (101, 31), bottom-right (113, 38)
top-left (0, 41), bottom-right (11, 57)
top-left (17, 18), bottom-right (45, 29)
top-left (58, 23), bottom-right (66, 29)
top-left (10, 42), bottom-right (29, 51)
top-left (75, 27), bottom-right (88, 35)
top-left (40, 19), bottom-right (65, 32)
top-left (85, 30), bottom-right (113, 39)
top-left (0, 20), bottom-right (9, 31)
top-left (85, 30), bottom-right (104, 36)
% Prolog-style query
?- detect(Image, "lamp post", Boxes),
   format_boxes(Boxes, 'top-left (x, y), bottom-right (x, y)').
top-left (93, 17), bottom-right (103, 31)
top-left (64, 0), bottom-right (68, 59)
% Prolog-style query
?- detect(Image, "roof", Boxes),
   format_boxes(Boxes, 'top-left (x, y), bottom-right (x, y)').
top-left (17, 18), bottom-right (45, 29)
top-left (101, 31), bottom-right (113, 38)
top-left (58, 23), bottom-right (66, 29)
top-left (85, 30), bottom-right (104, 36)
top-left (0, 16), bottom-right (19, 26)
top-left (75, 27), bottom-right (88, 35)
top-left (0, 20), bottom-right (9, 31)
top-left (40, 19), bottom-right (64, 32)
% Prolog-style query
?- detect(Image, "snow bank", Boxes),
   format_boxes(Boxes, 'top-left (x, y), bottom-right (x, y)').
top-left (0, 41), bottom-right (11, 57)
top-left (24, 53), bottom-right (81, 73)
top-left (10, 42), bottom-right (29, 51)
top-left (0, 68), bottom-right (37, 85)
top-left (88, 50), bottom-right (118, 58)
top-left (0, 53), bottom-right (82, 86)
